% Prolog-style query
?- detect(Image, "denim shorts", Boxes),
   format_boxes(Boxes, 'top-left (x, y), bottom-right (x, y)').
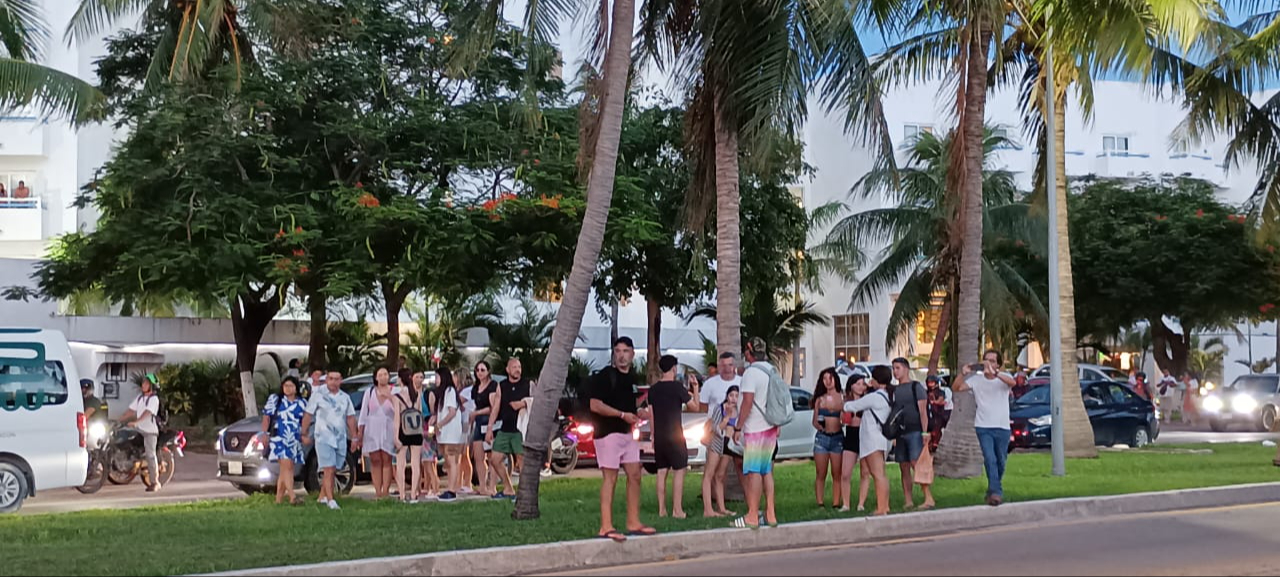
top-left (316, 442), bottom-right (347, 470)
top-left (894, 431), bottom-right (925, 463)
top-left (814, 431), bottom-right (845, 455)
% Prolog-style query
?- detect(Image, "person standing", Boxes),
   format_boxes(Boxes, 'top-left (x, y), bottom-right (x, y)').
top-left (925, 376), bottom-right (948, 453)
top-left (843, 366), bottom-right (892, 516)
top-left (117, 374), bottom-right (163, 492)
top-left (418, 371), bottom-right (441, 499)
top-left (395, 369), bottom-right (426, 503)
top-left (953, 350), bottom-right (1017, 506)
top-left (585, 337), bottom-right (656, 542)
top-left (839, 375), bottom-right (870, 512)
top-left (1131, 371), bottom-right (1150, 400)
top-left (457, 369), bottom-right (476, 493)
top-left (301, 370), bottom-right (358, 510)
top-left (700, 352), bottom-right (742, 518)
top-left (1182, 372), bottom-right (1200, 427)
top-left (434, 367), bottom-right (466, 501)
top-left (358, 366), bottom-right (399, 500)
top-left (811, 368), bottom-right (844, 509)
top-left (649, 355), bottom-right (700, 519)
top-left (731, 337), bottom-right (782, 529)
top-left (891, 358), bottom-right (933, 511)
top-left (1159, 369), bottom-right (1180, 424)
top-left (468, 361), bottom-right (498, 496)
top-left (488, 358), bottom-right (530, 499)
top-left (708, 386), bottom-right (741, 517)
top-left (14, 180), bottom-right (29, 199)
top-left (262, 376), bottom-right (307, 505)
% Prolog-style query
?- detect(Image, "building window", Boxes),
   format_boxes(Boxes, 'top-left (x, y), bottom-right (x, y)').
top-left (106, 363), bottom-right (126, 382)
top-left (834, 314), bottom-right (871, 363)
top-left (904, 124), bottom-right (934, 140)
top-left (1103, 135), bottom-right (1130, 153)
top-left (916, 293), bottom-right (947, 345)
top-left (0, 172), bottom-right (35, 201)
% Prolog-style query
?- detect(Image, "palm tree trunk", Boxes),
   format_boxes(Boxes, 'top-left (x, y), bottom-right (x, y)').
top-left (927, 297), bottom-right (951, 375)
top-left (936, 25), bottom-right (991, 480)
top-left (714, 102), bottom-right (743, 360)
top-left (513, 0), bottom-right (636, 520)
top-left (1051, 88), bottom-right (1098, 458)
top-left (647, 298), bottom-right (661, 384)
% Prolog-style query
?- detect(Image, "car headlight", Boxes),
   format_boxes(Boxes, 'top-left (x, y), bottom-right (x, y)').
top-left (1203, 396), bottom-right (1224, 413)
top-left (684, 424), bottom-right (705, 442)
top-left (257, 468), bottom-right (273, 481)
top-left (1029, 415), bottom-right (1052, 427)
top-left (1233, 395), bottom-right (1258, 414)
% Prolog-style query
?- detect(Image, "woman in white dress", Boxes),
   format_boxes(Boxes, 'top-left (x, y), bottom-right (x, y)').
top-left (434, 367), bottom-right (466, 501)
top-left (844, 365), bottom-right (893, 516)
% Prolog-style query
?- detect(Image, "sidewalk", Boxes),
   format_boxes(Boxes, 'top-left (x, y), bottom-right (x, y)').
top-left (206, 482), bottom-right (1280, 577)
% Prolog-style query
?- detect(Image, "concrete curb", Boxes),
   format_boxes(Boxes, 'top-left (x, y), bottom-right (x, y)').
top-left (206, 482), bottom-right (1280, 576)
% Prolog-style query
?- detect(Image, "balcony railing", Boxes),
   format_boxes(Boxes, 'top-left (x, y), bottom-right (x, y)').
top-left (0, 195), bottom-right (42, 242)
top-left (0, 195), bottom-right (39, 209)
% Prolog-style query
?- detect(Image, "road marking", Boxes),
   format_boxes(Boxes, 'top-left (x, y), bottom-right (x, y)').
top-left (544, 502), bottom-right (1280, 575)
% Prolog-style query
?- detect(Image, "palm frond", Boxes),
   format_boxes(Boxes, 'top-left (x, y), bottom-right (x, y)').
top-left (0, 58), bottom-right (105, 124)
top-left (0, 0), bottom-right (48, 60)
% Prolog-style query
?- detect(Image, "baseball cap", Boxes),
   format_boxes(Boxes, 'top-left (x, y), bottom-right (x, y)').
top-left (613, 336), bottom-right (635, 349)
top-left (658, 355), bottom-right (679, 374)
top-left (80, 379), bottom-right (94, 389)
top-left (745, 336), bottom-right (768, 358)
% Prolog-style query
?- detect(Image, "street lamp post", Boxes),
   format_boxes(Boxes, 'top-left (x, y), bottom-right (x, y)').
top-left (1045, 41), bottom-right (1066, 477)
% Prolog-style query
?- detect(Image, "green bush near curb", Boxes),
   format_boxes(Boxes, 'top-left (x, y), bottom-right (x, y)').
top-left (4, 444), bottom-right (1275, 576)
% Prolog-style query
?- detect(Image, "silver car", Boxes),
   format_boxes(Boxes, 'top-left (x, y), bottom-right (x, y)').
top-left (640, 387), bottom-right (816, 472)
top-left (1202, 374), bottom-right (1280, 432)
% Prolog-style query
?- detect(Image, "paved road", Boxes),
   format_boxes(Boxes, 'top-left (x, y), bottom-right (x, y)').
top-left (1156, 424), bottom-right (1279, 445)
top-left (21, 452), bottom-right (244, 515)
top-left (555, 503), bottom-right (1280, 576)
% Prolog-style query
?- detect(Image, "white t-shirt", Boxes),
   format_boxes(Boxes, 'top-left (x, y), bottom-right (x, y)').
top-left (739, 365), bottom-right (772, 434)
top-left (129, 394), bottom-right (161, 434)
top-left (942, 386), bottom-right (954, 411)
top-left (845, 389), bottom-right (891, 457)
top-left (699, 374), bottom-right (741, 412)
top-left (437, 390), bottom-right (465, 445)
top-left (970, 372), bottom-right (1014, 429)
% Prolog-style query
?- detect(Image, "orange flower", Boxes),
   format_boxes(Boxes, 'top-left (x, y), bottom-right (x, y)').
top-left (275, 229), bottom-right (286, 240)
top-left (482, 199), bottom-right (498, 212)
top-left (1155, 215), bottom-right (1167, 221)
top-left (355, 182), bottom-right (364, 189)
top-left (292, 249), bottom-right (306, 257)
top-left (428, 37), bottom-right (437, 44)
top-left (274, 258), bottom-right (290, 270)
top-left (489, 214), bottom-right (500, 221)
top-left (357, 193), bottom-right (380, 207)
top-left (299, 266), bottom-right (310, 275)
top-left (539, 195), bottom-right (560, 209)
top-left (500, 192), bottom-right (517, 202)
top-left (295, 226), bottom-right (303, 233)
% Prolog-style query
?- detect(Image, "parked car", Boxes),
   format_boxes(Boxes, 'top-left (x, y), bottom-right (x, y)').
top-left (638, 387), bottom-right (816, 473)
top-left (216, 417), bottom-right (360, 496)
top-left (1202, 374), bottom-right (1280, 432)
top-left (0, 328), bottom-right (88, 513)
top-left (1010, 381), bottom-right (1160, 449)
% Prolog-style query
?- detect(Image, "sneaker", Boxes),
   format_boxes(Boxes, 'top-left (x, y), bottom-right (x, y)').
top-left (327, 500), bottom-right (341, 510)
top-left (492, 492), bottom-right (508, 500)
top-left (145, 484), bottom-right (159, 493)
top-left (541, 468), bottom-right (553, 478)
top-left (439, 492), bottom-right (457, 502)
top-left (317, 498), bottom-right (330, 506)
top-left (459, 486), bottom-right (475, 495)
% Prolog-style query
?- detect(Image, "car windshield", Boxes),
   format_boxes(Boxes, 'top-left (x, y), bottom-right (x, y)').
top-left (1014, 386), bottom-right (1050, 405)
top-left (1225, 377), bottom-right (1278, 397)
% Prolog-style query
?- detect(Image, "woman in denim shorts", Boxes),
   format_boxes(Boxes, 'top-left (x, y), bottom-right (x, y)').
top-left (811, 368), bottom-right (845, 508)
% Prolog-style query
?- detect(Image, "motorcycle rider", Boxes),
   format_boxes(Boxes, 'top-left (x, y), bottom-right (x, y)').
top-left (81, 379), bottom-right (108, 425)
top-left (116, 373), bottom-right (163, 492)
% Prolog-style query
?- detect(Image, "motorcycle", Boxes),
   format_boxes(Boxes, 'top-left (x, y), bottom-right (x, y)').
top-left (75, 420), bottom-right (110, 494)
top-left (105, 424), bottom-right (187, 487)
top-left (548, 415), bottom-right (579, 475)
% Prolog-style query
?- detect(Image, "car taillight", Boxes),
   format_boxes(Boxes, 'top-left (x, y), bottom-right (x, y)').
top-left (574, 424), bottom-right (594, 436)
top-left (77, 412), bottom-right (87, 448)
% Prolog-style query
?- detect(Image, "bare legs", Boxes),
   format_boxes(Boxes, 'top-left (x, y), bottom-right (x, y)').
top-left (899, 461), bottom-right (916, 509)
top-left (369, 451), bottom-right (394, 499)
top-left (470, 441), bottom-right (490, 495)
top-left (814, 452), bottom-right (830, 506)
top-left (444, 446), bottom-right (462, 493)
top-left (702, 451), bottom-right (723, 517)
top-left (865, 451), bottom-right (890, 516)
top-left (657, 468), bottom-right (688, 519)
top-left (858, 457), bottom-right (871, 510)
top-left (839, 450), bottom-right (858, 511)
top-left (275, 458), bottom-right (296, 504)
top-left (490, 451), bottom-right (514, 495)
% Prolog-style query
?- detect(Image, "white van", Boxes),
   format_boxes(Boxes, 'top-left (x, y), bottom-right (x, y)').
top-left (0, 328), bottom-right (88, 513)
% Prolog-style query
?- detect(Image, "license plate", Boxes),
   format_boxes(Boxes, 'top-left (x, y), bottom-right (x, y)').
top-left (228, 461), bottom-right (243, 475)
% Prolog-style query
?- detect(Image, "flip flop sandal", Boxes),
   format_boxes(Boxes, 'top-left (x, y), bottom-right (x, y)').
top-left (627, 527), bottom-right (658, 536)
top-left (730, 516), bottom-right (760, 530)
top-left (596, 530), bottom-right (627, 543)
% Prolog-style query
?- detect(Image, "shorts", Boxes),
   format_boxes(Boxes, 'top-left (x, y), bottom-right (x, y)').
top-left (814, 431), bottom-right (844, 455)
top-left (595, 432), bottom-right (641, 470)
top-left (842, 427), bottom-right (860, 454)
top-left (423, 439), bottom-right (438, 461)
top-left (442, 444), bottom-right (464, 458)
top-left (471, 416), bottom-right (490, 443)
top-left (493, 431), bottom-right (524, 455)
top-left (895, 431), bottom-right (925, 463)
top-left (316, 442), bottom-right (347, 470)
top-left (654, 440), bottom-right (688, 471)
top-left (742, 428), bottom-right (779, 476)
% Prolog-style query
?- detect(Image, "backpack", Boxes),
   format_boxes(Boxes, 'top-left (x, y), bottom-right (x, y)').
top-left (397, 394), bottom-right (425, 437)
top-left (881, 382), bottom-right (920, 441)
top-left (748, 362), bottom-right (795, 427)
top-left (137, 392), bottom-right (168, 429)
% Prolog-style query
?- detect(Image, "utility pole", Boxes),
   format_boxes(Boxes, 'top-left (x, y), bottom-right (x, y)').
top-left (1045, 37), bottom-right (1066, 478)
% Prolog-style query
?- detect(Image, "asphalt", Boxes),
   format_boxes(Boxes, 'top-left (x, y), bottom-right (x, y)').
top-left (552, 502), bottom-right (1280, 576)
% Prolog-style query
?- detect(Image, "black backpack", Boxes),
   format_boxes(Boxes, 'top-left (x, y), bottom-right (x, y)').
top-left (881, 383), bottom-right (920, 440)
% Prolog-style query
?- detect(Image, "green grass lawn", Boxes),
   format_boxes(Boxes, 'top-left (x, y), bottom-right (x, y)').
top-left (6, 444), bottom-right (1277, 576)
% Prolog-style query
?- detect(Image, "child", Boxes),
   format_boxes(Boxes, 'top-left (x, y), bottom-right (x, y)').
top-left (708, 386), bottom-right (741, 517)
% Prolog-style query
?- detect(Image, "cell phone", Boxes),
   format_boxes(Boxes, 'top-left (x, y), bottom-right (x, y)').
top-left (969, 363), bottom-right (983, 371)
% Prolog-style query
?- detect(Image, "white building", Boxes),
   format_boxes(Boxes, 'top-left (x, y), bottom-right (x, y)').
top-left (796, 79), bottom-right (1277, 389)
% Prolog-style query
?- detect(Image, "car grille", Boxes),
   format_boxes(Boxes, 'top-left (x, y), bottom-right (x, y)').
top-left (222, 431), bottom-right (257, 453)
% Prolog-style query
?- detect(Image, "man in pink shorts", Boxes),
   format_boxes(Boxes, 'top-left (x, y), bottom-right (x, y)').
top-left (585, 337), bottom-right (656, 542)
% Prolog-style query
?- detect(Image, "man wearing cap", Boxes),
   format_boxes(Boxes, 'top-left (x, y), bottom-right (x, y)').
top-left (584, 336), bottom-right (656, 542)
top-left (81, 379), bottom-right (108, 425)
top-left (649, 354), bottom-right (699, 518)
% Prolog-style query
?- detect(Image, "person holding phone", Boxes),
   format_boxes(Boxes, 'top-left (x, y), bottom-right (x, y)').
top-left (952, 349), bottom-right (1017, 506)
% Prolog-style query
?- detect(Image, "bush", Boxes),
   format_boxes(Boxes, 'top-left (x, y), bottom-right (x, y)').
top-left (152, 360), bottom-right (242, 426)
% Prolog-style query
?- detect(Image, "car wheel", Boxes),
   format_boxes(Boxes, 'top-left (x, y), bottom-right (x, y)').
top-left (1131, 426), bottom-right (1151, 449)
top-left (1260, 406), bottom-right (1278, 433)
top-left (1210, 419), bottom-right (1228, 433)
top-left (334, 455), bottom-right (357, 495)
top-left (76, 454), bottom-right (106, 494)
top-left (0, 462), bottom-right (29, 514)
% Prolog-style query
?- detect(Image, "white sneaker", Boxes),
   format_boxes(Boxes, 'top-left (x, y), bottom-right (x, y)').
top-left (540, 468), bottom-right (553, 478)
top-left (317, 498), bottom-right (329, 506)
top-left (327, 500), bottom-right (341, 510)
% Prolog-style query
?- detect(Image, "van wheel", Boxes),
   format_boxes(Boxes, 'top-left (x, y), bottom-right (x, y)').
top-left (0, 462), bottom-right (30, 514)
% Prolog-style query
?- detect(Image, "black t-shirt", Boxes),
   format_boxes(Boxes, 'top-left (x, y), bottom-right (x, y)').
top-left (647, 380), bottom-right (691, 446)
top-left (497, 378), bottom-right (531, 433)
top-left (586, 367), bottom-right (640, 439)
top-left (892, 381), bottom-right (928, 432)
top-left (472, 380), bottom-right (496, 412)
top-left (84, 395), bottom-right (108, 422)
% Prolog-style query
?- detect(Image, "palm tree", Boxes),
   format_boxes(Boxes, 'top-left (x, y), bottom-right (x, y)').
top-left (0, 0), bottom-right (103, 122)
top-left (824, 127), bottom-right (1045, 477)
top-left (1189, 335), bottom-right (1227, 384)
top-left (639, 0), bottom-right (898, 361)
top-left (687, 297), bottom-right (832, 364)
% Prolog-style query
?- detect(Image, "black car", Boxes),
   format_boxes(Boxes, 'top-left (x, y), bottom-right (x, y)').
top-left (1010, 382), bottom-right (1160, 449)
